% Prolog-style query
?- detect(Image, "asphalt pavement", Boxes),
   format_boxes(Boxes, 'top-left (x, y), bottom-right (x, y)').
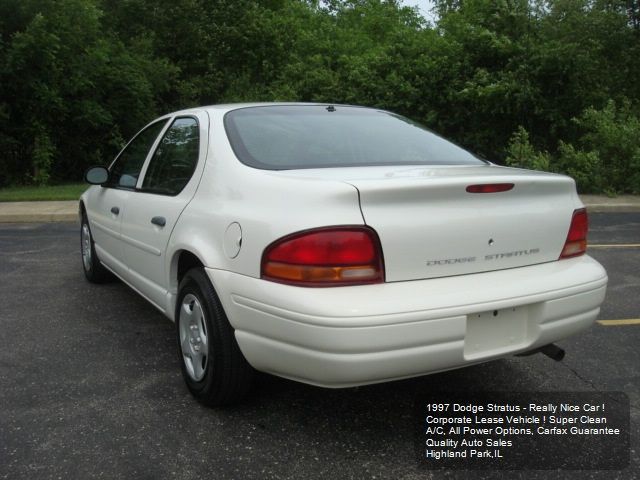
top-left (0, 215), bottom-right (638, 480)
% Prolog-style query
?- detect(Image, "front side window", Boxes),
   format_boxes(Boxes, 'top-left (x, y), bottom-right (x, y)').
top-left (224, 105), bottom-right (486, 170)
top-left (141, 117), bottom-right (200, 195)
top-left (108, 120), bottom-right (167, 188)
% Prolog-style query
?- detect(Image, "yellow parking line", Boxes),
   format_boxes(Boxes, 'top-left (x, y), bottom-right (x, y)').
top-left (589, 244), bottom-right (640, 248)
top-left (597, 319), bottom-right (640, 326)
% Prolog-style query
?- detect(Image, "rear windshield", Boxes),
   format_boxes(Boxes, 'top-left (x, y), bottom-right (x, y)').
top-left (224, 105), bottom-right (485, 170)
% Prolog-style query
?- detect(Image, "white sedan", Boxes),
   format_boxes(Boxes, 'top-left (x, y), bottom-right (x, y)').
top-left (80, 103), bottom-right (607, 406)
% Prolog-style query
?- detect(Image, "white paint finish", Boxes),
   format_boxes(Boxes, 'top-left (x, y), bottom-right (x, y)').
top-left (207, 257), bottom-right (605, 387)
top-left (464, 306), bottom-right (530, 359)
top-left (118, 231), bottom-right (162, 256)
top-left (83, 186), bottom-right (131, 265)
top-left (208, 255), bottom-right (606, 327)
top-left (235, 331), bottom-right (466, 388)
top-left (165, 108), bottom-right (364, 282)
top-left (350, 169), bottom-right (575, 281)
top-left (223, 222), bottom-right (242, 259)
top-left (118, 111), bottom-right (209, 308)
top-left (121, 192), bottom-right (193, 307)
top-left (81, 102), bottom-right (609, 389)
top-left (232, 300), bottom-right (602, 389)
top-left (267, 164), bottom-right (581, 280)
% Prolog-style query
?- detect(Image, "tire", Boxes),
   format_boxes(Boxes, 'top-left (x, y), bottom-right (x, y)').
top-left (80, 210), bottom-right (112, 283)
top-left (176, 268), bottom-right (254, 406)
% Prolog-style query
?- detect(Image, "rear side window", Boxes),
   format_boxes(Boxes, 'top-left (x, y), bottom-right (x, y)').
top-left (224, 105), bottom-right (485, 170)
top-left (142, 117), bottom-right (200, 196)
top-left (108, 120), bottom-right (167, 188)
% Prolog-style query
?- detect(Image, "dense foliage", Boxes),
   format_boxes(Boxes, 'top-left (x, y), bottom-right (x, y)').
top-left (1, 0), bottom-right (638, 192)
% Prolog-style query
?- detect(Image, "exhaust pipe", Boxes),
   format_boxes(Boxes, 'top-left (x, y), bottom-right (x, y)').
top-left (516, 343), bottom-right (565, 361)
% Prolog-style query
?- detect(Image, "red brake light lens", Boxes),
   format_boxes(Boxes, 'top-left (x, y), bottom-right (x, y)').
top-left (560, 208), bottom-right (588, 259)
top-left (261, 226), bottom-right (384, 286)
top-left (466, 183), bottom-right (514, 194)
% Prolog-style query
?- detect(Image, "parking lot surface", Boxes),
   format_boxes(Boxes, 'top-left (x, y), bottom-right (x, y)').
top-left (0, 214), bottom-right (638, 480)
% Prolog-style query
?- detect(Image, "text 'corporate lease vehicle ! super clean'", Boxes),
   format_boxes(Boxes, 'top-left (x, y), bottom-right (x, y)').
top-left (80, 104), bottom-right (607, 406)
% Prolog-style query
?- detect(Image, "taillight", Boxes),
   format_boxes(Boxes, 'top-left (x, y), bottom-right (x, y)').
top-left (559, 208), bottom-right (588, 259)
top-left (261, 226), bottom-right (384, 287)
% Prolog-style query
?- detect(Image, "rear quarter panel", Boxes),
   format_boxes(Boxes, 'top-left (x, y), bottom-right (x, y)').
top-left (165, 109), bottom-right (365, 296)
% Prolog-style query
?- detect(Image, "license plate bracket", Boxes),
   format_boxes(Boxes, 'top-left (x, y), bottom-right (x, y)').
top-left (464, 306), bottom-right (529, 359)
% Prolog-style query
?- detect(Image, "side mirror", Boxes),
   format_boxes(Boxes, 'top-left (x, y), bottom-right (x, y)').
top-left (84, 166), bottom-right (109, 185)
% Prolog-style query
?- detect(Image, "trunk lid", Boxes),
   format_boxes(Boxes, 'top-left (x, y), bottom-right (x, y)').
top-left (277, 165), bottom-right (579, 282)
top-left (348, 165), bottom-right (577, 281)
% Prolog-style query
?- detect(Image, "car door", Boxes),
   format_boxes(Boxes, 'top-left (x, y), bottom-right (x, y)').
top-left (119, 113), bottom-right (208, 311)
top-left (86, 119), bottom-right (168, 276)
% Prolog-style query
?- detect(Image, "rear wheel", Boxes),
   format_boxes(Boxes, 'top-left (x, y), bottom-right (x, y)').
top-left (80, 211), bottom-right (112, 283)
top-left (176, 268), bottom-right (254, 406)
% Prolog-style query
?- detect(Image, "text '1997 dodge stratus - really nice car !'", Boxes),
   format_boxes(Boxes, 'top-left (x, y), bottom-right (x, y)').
top-left (80, 103), bottom-right (608, 406)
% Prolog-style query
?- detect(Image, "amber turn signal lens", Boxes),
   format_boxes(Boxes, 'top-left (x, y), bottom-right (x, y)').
top-left (261, 226), bottom-right (384, 287)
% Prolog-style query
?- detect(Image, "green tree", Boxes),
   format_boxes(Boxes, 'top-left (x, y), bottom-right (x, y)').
top-left (572, 99), bottom-right (640, 193)
top-left (0, 0), bottom-right (175, 185)
top-left (505, 126), bottom-right (552, 172)
top-left (0, 0), bottom-right (639, 192)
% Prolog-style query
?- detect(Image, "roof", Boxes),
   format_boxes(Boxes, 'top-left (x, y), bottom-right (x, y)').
top-left (172, 102), bottom-right (366, 116)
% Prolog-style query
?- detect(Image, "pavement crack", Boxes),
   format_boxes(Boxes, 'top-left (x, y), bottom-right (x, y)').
top-left (561, 362), bottom-right (640, 412)
top-left (560, 362), bottom-right (600, 391)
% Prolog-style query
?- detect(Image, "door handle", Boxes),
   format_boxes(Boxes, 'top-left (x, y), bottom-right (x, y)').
top-left (110, 206), bottom-right (120, 215)
top-left (151, 216), bottom-right (166, 227)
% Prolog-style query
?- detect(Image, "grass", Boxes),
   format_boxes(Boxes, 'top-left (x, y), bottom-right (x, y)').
top-left (0, 183), bottom-right (87, 202)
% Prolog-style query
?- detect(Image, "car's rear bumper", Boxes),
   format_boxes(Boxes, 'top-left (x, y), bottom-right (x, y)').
top-left (206, 255), bottom-right (607, 387)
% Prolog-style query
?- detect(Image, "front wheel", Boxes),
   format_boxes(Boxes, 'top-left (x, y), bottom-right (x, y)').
top-left (80, 211), bottom-right (112, 283)
top-left (176, 268), bottom-right (254, 406)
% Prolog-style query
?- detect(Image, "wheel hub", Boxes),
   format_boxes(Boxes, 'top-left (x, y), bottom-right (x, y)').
top-left (179, 294), bottom-right (209, 381)
top-left (81, 223), bottom-right (92, 271)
